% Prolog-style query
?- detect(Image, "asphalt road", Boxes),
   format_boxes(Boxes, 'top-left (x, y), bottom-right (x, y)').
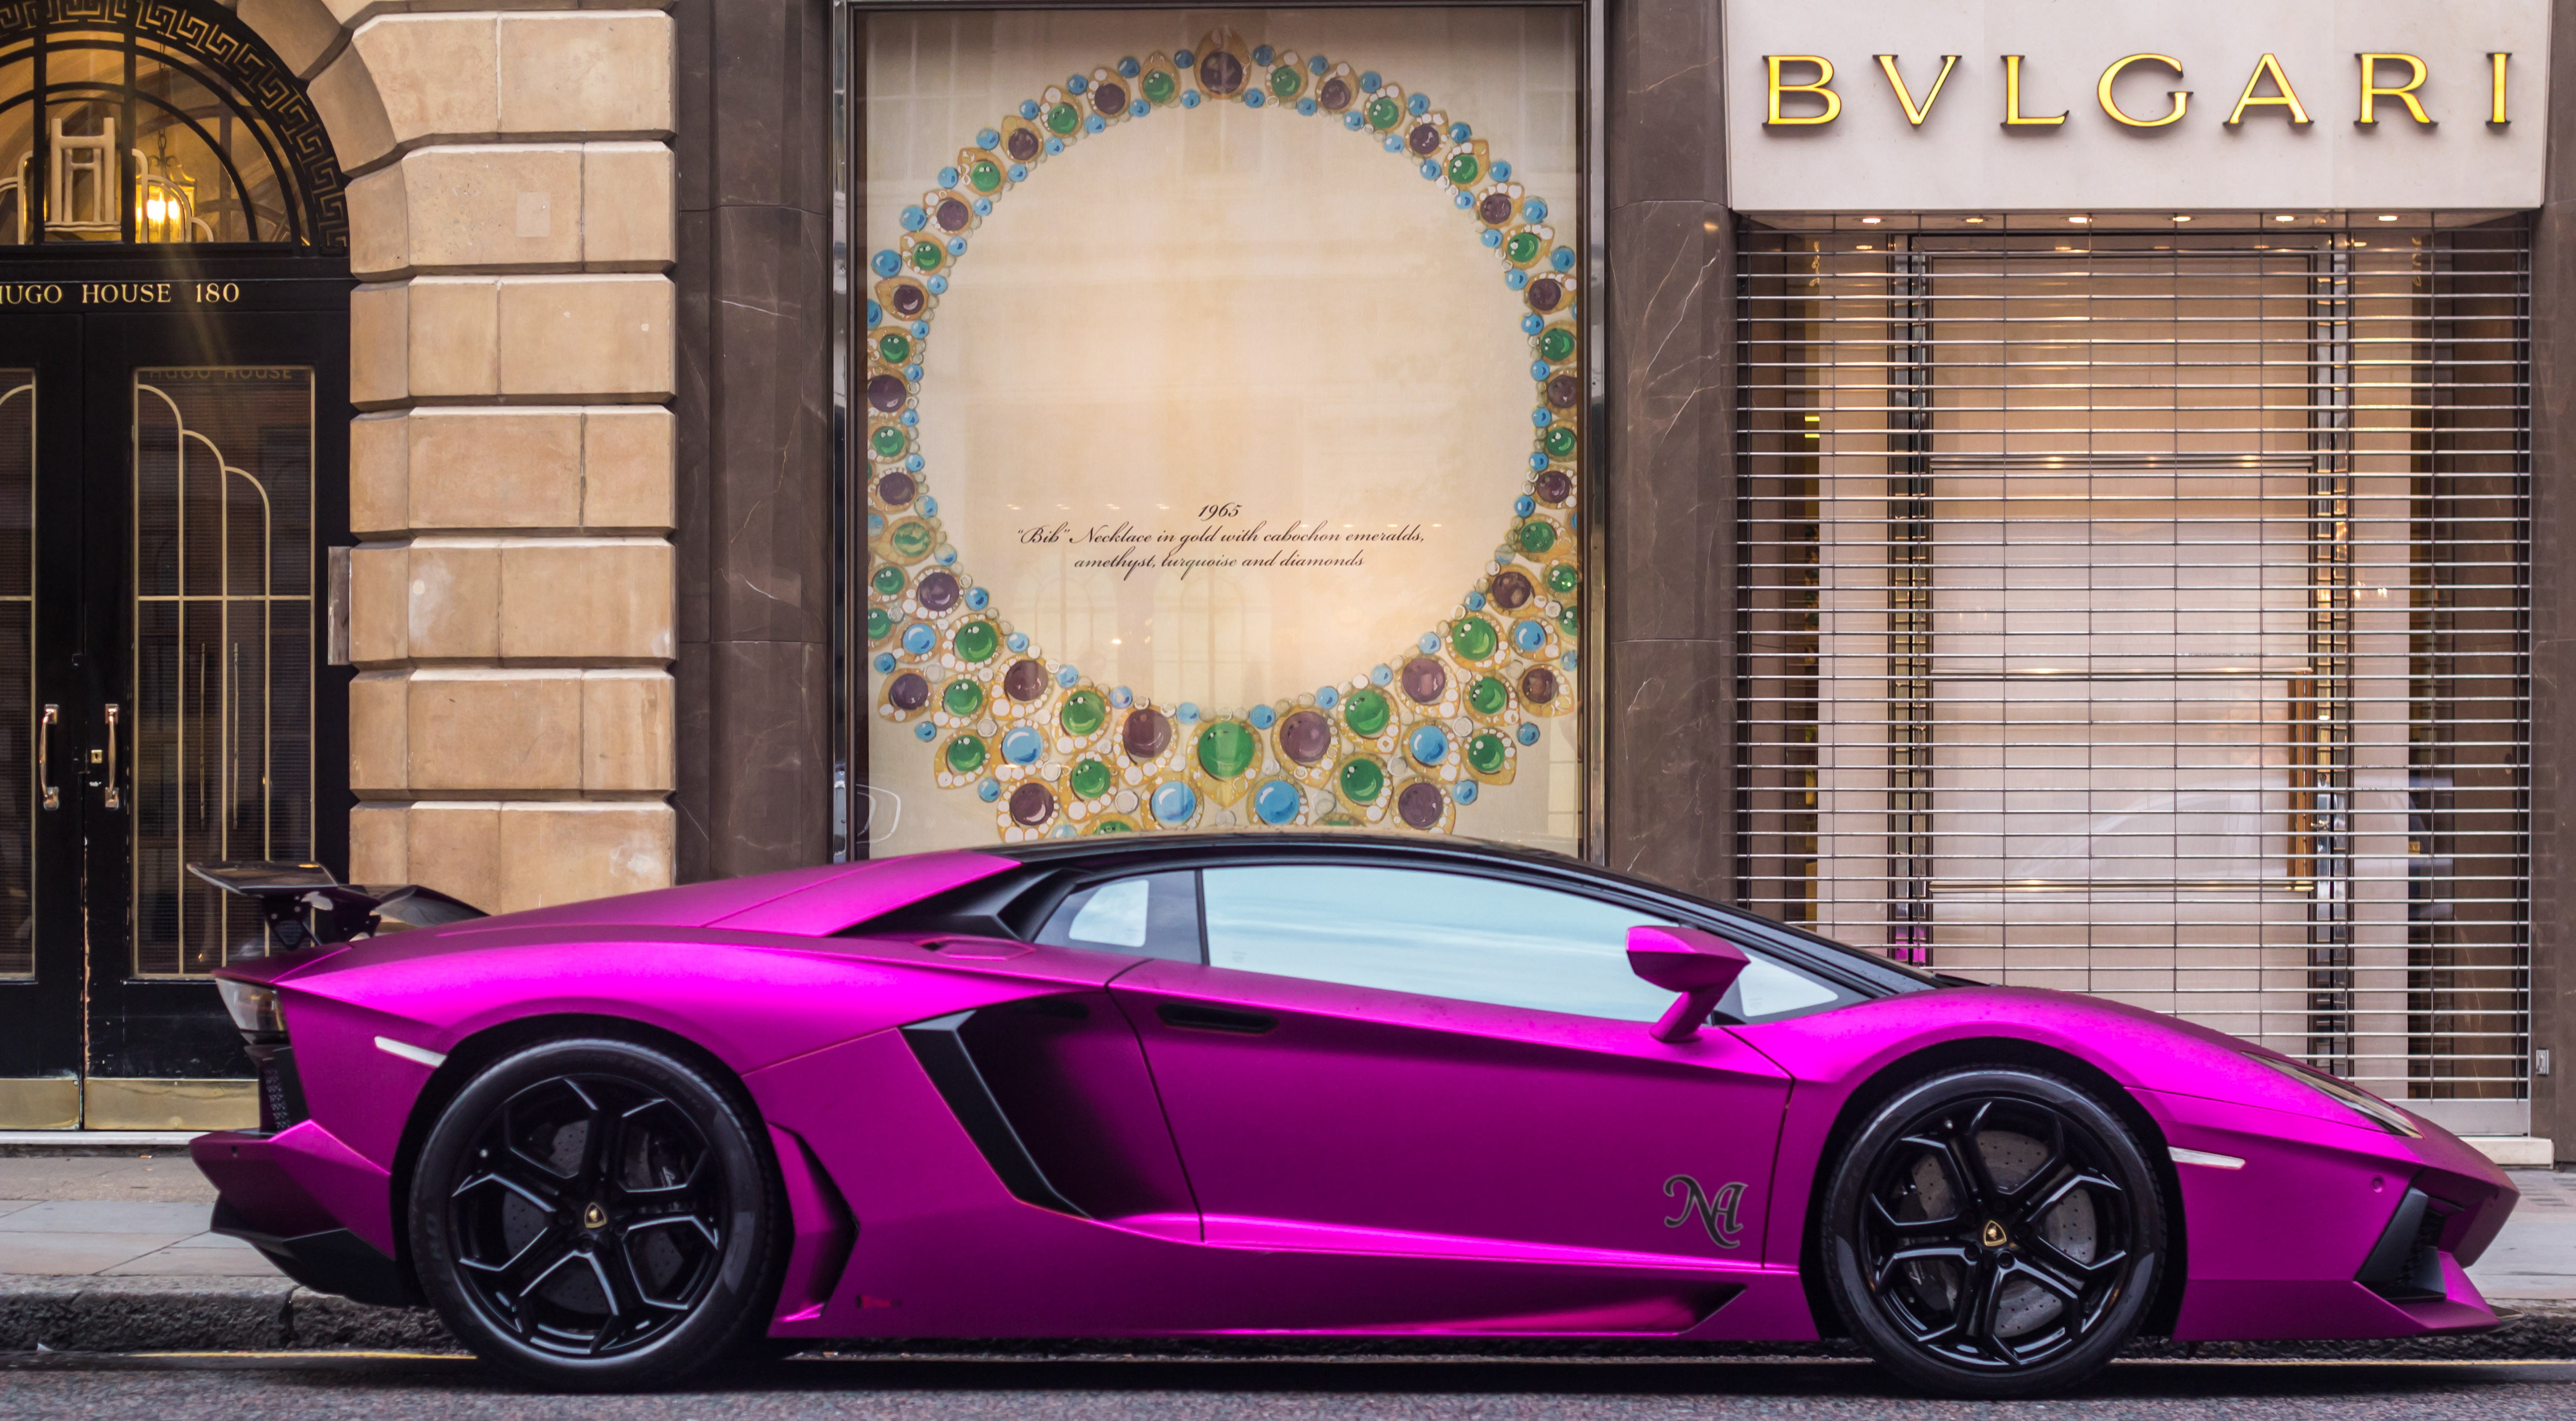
top-left (2, 1354), bottom-right (2574, 1420)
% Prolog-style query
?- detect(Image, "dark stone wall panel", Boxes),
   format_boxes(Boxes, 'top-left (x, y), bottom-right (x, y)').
top-left (674, 0), bottom-right (834, 880)
top-left (708, 203), bottom-right (833, 647)
top-left (705, 639), bottom-right (834, 880)
top-left (1601, 0), bottom-right (1734, 898)
top-left (1605, 0), bottom-right (1721, 209)
top-left (2529, 0), bottom-right (2576, 1162)
top-left (710, 0), bottom-right (832, 213)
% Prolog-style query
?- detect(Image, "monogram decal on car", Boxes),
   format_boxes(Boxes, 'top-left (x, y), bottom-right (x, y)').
top-left (1664, 1174), bottom-right (1748, 1248)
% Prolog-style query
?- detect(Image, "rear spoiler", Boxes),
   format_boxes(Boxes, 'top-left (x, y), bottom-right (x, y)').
top-left (187, 861), bottom-right (487, 952)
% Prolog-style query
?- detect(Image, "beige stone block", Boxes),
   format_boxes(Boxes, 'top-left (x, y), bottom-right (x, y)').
top-left (345, 166), bottom-right (409, 280)
top-left (308, 46), bottom-right (397, 175)
top-left (496, 275), bottom-right (672, 399)
top-left (407, 803), bottom-right (507, 911)
top-left (581, 670), bottom-right (673, 792)
top-left (349, 412), bottom-right (408, 536)
top-left (348, 544), bottom-right (410, 665)
top-left (403, 146), bottom-right (584, 272)
top-left (497, 13), bottom-right (673, 137)
top-left (580, 143), bottom-right (673, 269)
top-left (498, 539), bottom-right (673, 661)
top-left (236, 0), bottom-right (345, 78)
top-left (349, 670), bottom-right (410, 794)
top-left (354, 15), bottom-right (500, 145)
top-left (349, 283), bottom-right (407, 407)
top-left (410, 408), bottom-right (583, 529)
top-left (407, 277), bottom-right (499, 397)
top-left (321, 0), bottom-right (385, 30)
top-left (349, 803), bottom-right (409, 885)
top-left (407, 670), bottom-right (582, 791)
top-left (581, 407), bottom-right (674, 530)
top-left (407, 542), bottom-right (502, 659)
top-left (496, 803), bottom-right (675, 912)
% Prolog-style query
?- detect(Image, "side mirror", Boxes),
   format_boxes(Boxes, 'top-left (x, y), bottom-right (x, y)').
top-left (1627, 925), bottom-right (1750, 1043)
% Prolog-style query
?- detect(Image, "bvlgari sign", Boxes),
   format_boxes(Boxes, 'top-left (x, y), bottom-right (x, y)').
top-left (1726, 0), bottom-right (2550, 212)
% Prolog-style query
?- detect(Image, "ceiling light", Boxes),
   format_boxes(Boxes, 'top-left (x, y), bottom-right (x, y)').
top-left (2068, 215), bottom-right (2091, 224)
top-left (1855, 244), bottom-right (1873, 250)
top-left (1860, 216), bottom-right (1882, 225)
top-left (2378, 213), bottom-right (2400, 221)
top-left (2275, 214), bottom-right (2296, 223)
top-left (2172, 215), bottom-right (2192, 223)
top-left (1964, 216), bottom-right (1986, 224)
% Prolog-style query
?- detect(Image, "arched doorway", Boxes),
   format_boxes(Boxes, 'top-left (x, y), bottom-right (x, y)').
top-left (0, 0), bottom-right (347, 1128)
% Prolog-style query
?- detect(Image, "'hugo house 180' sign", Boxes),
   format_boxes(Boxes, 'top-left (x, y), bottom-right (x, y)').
top-left (1724, 0), bottom-right (2550, 212)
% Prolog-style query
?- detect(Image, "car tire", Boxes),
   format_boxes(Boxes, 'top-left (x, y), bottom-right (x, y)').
top-left (409, 1036), bottom-right (787, 1391)
top-left (1818, 1066), bottom-right (2166, 1399)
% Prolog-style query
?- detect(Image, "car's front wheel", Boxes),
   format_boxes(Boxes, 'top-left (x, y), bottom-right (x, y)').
top-left (1818, 1066), bottom-right (2165, 1398)
top-left (409, 1036), bottom-right (786, 1390)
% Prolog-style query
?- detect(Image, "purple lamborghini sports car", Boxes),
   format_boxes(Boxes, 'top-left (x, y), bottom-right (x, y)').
top-left (188, 836), bottom-right (2516, 1397)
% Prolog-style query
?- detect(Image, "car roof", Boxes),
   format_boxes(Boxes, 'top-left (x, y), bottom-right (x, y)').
top-left (947, 832), bottom-right (1943, 999)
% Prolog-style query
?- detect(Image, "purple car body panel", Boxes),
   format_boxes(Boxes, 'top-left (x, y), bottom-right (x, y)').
top-left (190, 846), bottom-right (2518, 1345)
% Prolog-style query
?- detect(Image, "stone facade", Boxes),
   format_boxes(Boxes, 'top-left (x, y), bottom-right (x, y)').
top-left (234, 0), bottom-right (683, 912)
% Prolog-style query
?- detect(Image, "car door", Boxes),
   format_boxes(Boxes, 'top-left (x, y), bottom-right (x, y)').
top-left (1106, 862), bottom-right (1797, 1282)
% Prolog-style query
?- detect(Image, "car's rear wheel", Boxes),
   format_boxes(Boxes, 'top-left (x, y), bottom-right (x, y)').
top-left (1818, 1067), bottom-right (2165, 1399)
top-left (409, 1037), bottom-right (786, 1390)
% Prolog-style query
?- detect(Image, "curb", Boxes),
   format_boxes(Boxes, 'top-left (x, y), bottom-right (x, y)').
top-left (0, 1280), bottom-right (452, 1353)
top-left (0, 1284), bottom-right (2569, 1359)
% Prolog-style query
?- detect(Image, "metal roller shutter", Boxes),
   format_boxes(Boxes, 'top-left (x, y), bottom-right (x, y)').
top-left (1736, 220), bottom-right (2529, 1133)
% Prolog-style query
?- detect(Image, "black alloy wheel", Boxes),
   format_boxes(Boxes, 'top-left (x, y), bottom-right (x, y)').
top-left (1819, 1067), bottom-right (2165, 1399)
top-left (410, 1037), bottom-right (787, 1390)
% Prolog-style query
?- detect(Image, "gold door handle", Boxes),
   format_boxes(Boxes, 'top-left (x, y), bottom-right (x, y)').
top-left (38, 704), bottom-right (58, 810)
top-left (102, 703), bottom-right (120, 810)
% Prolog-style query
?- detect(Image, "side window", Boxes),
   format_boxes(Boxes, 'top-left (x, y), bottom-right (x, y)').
top-left (1035, 871), bottom-right (1200, 962)
top-left (1198, 865), bottom-right (1678, 1021)
top-left (1719, 955), bottom-right (1847, 1022)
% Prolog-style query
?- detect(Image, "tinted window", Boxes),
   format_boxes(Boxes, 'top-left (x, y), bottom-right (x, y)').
top-left (1034, 871), bottom-right (1200, 962)
top-left (1199, 865), bottom-right (1679, 1021)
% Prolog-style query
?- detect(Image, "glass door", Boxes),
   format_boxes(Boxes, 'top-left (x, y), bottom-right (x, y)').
top-left (0, 292), bottom-right (344, 1129)
top-left (0, 315), bottom-right (80, 1127)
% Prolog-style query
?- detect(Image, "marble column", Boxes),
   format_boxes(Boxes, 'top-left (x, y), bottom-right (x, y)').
top-left (674, 0), bottom-right (836, 880)
top-left (1602, 0), bottom-right (1737, 897)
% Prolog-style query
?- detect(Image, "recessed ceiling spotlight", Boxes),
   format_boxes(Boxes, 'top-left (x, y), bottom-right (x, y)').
top-left (1860, 216), bottom-right (1883, 225)
top-left (2274, 214), bottom-right (2297, 223)
top-left (1855, 243), bottom-right (1874, 250)
top-left (2378, 213), bottom-right (2401, 221)
top-left (2172, 215), bottom-right (2192, 223)
top-left (2068, 215), bottom-right (2091, 224)
top-left (1964, 216), bottom-right (1986, 224)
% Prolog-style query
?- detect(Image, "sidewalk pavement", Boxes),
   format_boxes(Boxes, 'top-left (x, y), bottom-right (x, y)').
top-left (0, 1154), bottom-right (2572, 1354)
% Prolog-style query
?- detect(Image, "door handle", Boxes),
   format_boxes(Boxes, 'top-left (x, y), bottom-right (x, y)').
top-left (37, 704), bottom-right (58, 810)
top-left (102, 703), bottom-right (120, 810)
top-left (1155, 1002), bottom-right (1277, 1035)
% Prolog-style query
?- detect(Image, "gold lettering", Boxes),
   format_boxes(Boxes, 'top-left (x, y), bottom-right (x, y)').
top-left (1874, 54), bottom-right (1959, 127)
top-left (2096, 54), bottom-right (2190, 128)
top-left (2227, 53), bottom-right (2313, 126)
top-left (2490, 52), bottom-right (2511, 125)
top-left (1763, 55), bottom-right (1841, 126)
top-left (2002, 55), bottom-right (2066, 126)
top-left (2357, 53), bottom-right (2433, 126)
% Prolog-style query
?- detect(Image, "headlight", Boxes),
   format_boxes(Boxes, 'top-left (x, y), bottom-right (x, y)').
top-left (216, 977), bottom-right (287, 1042)
top-left (2247, 1053), bottom-right (2419, 1137)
